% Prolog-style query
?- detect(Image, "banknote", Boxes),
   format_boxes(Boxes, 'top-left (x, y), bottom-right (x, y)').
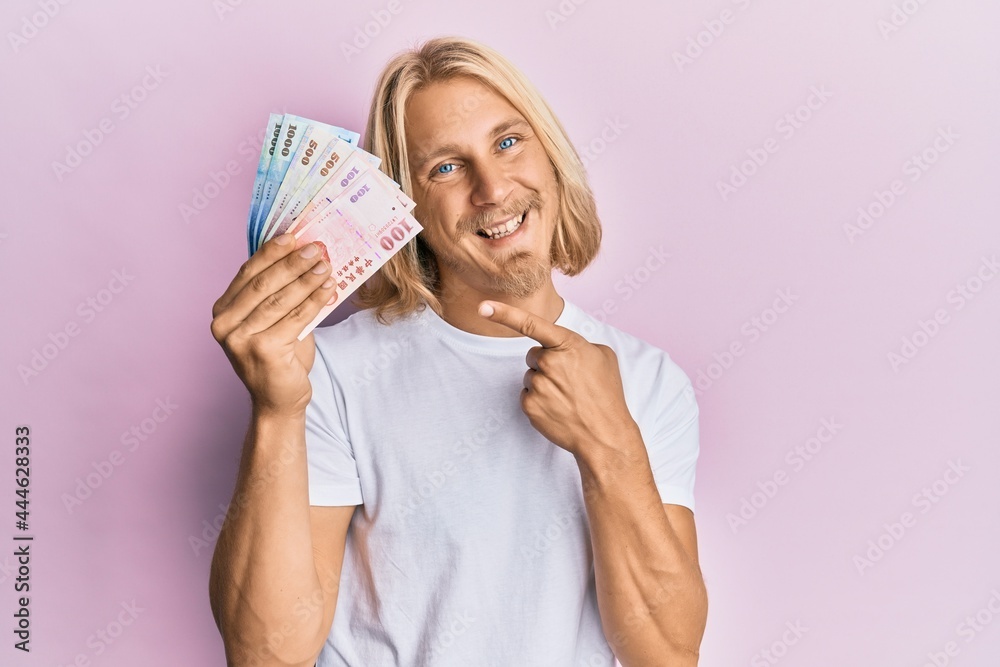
top-left (255, 123), bottom-right (370, 250)
top-left (282, 152), bottom-right (383, 237)
top-left (266, 138), bottom-right (359, 240)
top-left (268, 138), bottom-right (382, 239)
top-left (302, 169), bottom-right (416, 241)
top-left (247, 113), bottom-right (284, 254)
top-left (284, 148), bottom-right (416, 240)
top-left (293, 203), bottom-right (422, 340)
top-left (250, 115), bottom-right (362, 254)
top-left (261, 135), bottom-right (352, 242)
top-left (243, 111), bottom-right (424, 337)
top-left (251, 115), bottom-right (308, 250)
top-left (256, 123), bottom-right (322, 244)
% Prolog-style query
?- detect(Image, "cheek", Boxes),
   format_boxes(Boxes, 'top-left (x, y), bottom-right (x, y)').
top-left (419, 207), bottom-right (467, 248)
top-left (427, 193), bottom-right (470, 230)
top-left (519, 150), bottom-right (558, 191)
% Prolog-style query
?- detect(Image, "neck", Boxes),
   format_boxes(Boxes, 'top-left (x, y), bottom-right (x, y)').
top-left (434, 277), bottom-right (565, 338)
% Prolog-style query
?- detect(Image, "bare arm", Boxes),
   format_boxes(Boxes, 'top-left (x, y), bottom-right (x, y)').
top-left (207, 234), bottom-right (357, 666)
top-left (578, 425), bottom-right (708, 667)
top-left (209, 415), bottom-right (355, 666)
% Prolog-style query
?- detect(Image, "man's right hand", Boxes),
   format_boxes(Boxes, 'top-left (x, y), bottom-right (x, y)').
top-left (210, 233), bottom-right (336, 418)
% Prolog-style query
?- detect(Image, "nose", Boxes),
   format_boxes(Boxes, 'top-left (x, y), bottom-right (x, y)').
top-left (469, 157), bottom-right (513, 209)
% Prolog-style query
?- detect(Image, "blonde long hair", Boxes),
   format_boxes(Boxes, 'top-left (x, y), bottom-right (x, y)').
top-left (354, 35), bottom-right (602, 324)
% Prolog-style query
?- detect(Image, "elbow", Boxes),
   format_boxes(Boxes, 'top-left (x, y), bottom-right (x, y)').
top-left (209, 588), bottom-right (329, 667)
top-left (215, 613), bottom-right (327, 667)
top-left (207, 545), bottom-right (231, 633)
top-left (617, 642), bottom-right (700, 667)
top-left (220, 639), bottom-right (323, 667)
top-left (654, 580), bottom-right (708, 667)
top-left (665, 645), bottom-right (701, 667)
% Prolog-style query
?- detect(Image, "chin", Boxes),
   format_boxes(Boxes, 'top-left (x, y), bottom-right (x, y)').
top-left (483, 256), bottom-right (551, 298)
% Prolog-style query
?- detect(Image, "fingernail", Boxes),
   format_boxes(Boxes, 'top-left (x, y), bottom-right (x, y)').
top-left (299, 244), bottom-right (318, 258)
top-left (311, 261), bottom-right (330, 274)
top-left (275, 233), bottom-right (294, 245)
top-left (322, 278), bottom-right (335, 289)
top-left (478, 302), bottom-right (494, 317)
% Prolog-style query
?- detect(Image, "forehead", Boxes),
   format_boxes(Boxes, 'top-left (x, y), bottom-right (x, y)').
top-left (404, 76), bottom-right (524, 154)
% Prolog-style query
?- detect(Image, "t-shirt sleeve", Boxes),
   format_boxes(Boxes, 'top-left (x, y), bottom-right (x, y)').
top-left (304, 340), bottom-right (364, 506)
top-left (645, 356), bottom-right (700, 513)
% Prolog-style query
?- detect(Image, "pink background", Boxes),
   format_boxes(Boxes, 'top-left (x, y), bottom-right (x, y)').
top-left (2, 0), bottom-right (998, 665)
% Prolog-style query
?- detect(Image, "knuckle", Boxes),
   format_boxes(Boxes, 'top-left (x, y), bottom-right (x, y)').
top-left (222, 329), bottom-right (247, 355)
top-left (236, 260), bottom-right (253, 281)
top-left (263, 292), bottom-right (284, 312)
top-left (521, 319), bottom-right (536, 338)
top-left (248, 272), bottom-right (269, 294)
top-left (210, 317), bottom-right (225, 342)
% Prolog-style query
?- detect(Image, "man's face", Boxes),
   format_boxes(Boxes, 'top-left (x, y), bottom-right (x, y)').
top-left (404, 75), bottom-right (559, 300)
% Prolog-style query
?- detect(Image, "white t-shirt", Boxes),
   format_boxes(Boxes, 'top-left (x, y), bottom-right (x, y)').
top-left (305, 297), bottom-right (700, 667)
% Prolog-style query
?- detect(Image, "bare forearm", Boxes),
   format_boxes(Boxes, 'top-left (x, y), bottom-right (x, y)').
top-left (209, 410), bottom-right (326, 666)
top-left (578, 428), bottom-right (708, 666)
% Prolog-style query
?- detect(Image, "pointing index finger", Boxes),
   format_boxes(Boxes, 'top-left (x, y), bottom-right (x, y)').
top-left (478, 300), bottom-right (572, 348)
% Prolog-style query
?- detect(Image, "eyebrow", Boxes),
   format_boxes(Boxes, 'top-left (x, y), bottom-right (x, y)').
top-left (412, 117), bottom-right (530, 169)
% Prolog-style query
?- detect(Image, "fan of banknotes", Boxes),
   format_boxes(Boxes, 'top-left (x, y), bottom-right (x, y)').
top-left (246, 112), bottom-right (423, 339)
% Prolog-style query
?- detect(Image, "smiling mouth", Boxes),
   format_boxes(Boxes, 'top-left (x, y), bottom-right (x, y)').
top-left (474, 209), bottom-right (528, 240)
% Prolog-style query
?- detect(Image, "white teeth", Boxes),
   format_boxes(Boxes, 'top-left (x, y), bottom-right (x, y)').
top-left (478, 211), bottom-right (526, 239)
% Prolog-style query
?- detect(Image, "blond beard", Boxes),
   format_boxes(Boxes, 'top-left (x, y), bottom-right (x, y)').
top-left (432, 242), bottom-right (551, 299)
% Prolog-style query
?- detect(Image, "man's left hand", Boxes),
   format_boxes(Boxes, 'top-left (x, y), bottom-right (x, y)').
top-left (478, 299), bottom-right (636, 458)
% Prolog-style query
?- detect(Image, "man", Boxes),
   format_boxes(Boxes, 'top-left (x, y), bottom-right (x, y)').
top-left (209, 36), bottom-right (708, 667)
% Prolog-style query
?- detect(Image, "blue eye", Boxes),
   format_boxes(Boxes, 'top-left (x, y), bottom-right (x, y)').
top-left (499, 137), bottom-right (517, 150)
top-left (437, 163), bottom-right (455, 174)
